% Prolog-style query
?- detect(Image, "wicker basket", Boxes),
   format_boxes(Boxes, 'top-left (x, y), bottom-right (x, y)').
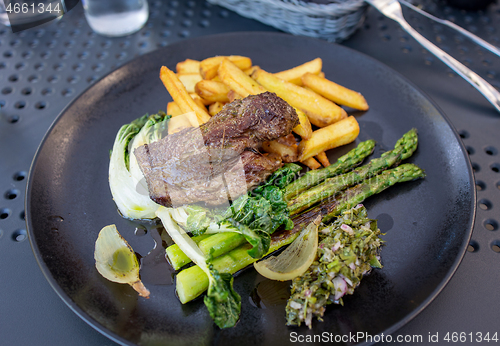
top-left (207, 0), bottom-right (368, 42)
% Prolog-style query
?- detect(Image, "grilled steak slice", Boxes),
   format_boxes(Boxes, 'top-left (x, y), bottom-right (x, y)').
top-left (241, 150), bottom-right (282, 190)
top-left (135, 149), bottom-right (282, 207)
top-left (202, 91), bottom-right (299, 152)
top-left (134, 92), bottom-right (298, 207)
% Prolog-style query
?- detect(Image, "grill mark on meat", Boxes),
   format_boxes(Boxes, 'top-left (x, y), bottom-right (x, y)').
top-left (134, 92), bottom-right (298, 207)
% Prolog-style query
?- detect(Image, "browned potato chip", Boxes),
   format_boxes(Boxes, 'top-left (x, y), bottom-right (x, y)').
top-left (195, 79), bottom-right (231, 103)
top-left (176, 59), bottom-right (201, 74)
top-left (251, 67), bottom-right (347, 127)
top-left (298, 116), bottom-right (359, 160)
top-left (274, 58), bottom-right (322, 85)
top-left (301, 157), bottom-right (321, 170)
top-left (160, 66), bottom-right (211, 124)
top-left (302, 73), bottom-right (369, 111)
top-left (262, 140), bottom-right (299, 163)
top-left (200, 55), bottom-right (252, 80)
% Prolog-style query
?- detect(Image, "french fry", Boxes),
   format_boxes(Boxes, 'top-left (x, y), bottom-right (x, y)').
top-left (195, 79), bottom-right (231, 103)
top-left (219, 59), bottom-right (311, 139)
top-left (227, 90), bottom-right (243, 102)
top-left (189, 93), bottom-right (210, 106)
top-left (292, 109), bottom-right (312, 140)
top-left (218, 58), bottom-right (266, 97)
top-left (176, 59), bottom-right (201, 74)
top-left (200, 55), bottom-right (252, 80)
top-left (298, 116), bottom-right (359, 161)
top-left (244, 65), bottom-right (260, 76)
top-left (275, 133), bottom-right (297, 147)
top-left (167, 101), bottom-right (183, 117)
top-left (208, 101), bottom-right (225, 116)
top-left (160, 66), bottom-right (211, 124)
top-left (301, 157), bottom-right (321, 170)
top-left (262, 140), bottom-right (299, 163)
top-left (315, 151), bottom-right (330, 167)
top-left (302, 72), bottom-right (369, 111)
top-left (190, 93), bottom-right (209, 110)
top-left (274, 58), bottom-right (322, 85)
top-left (177, 73), bottom-right (203, 93)
top-left (168, 111), bottom-right (198, 134)
top-left (251, 67), bottom-right (347, 127)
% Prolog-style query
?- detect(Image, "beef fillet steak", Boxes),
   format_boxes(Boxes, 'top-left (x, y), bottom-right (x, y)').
top-left (134, 92), bottom-right (299, 207)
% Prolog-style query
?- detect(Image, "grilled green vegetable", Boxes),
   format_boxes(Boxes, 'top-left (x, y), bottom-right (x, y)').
top-left (288, 128), bottom-right (418, 215)
top-left (321, 163), bottom-right (425, 223)
top-left (175, 163), bottom-right (425, 303)
top-left (156, 206), bottom-right (241, 329)
top-left (283, 139), bottom-right (376, 201)
top-left (175, 227), bottom-right (301, 304)
top-left (166, 164), bottom-right (299, 266)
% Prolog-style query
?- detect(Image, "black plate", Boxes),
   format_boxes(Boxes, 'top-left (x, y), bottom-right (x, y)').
top-left (26, 32), bottom-right (475, 346)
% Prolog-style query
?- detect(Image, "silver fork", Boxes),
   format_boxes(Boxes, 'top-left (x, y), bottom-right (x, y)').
top-left (399, 0), bottom-right (500, 58)
top-left (365, 0), bottom-right (500, 113)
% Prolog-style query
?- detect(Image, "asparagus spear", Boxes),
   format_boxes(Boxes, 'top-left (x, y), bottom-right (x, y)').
top-left (169, 131), bottom-right (416, 270)
top-left (167, 139), bottom-right (419, 271)
top-left (288, 128), bottom-right (418, 215)
top-left (176, 228), bottom-right (301, 304)
top-left (175, 163), bottom-right (425, 303)
top-left (283, 139), bottom-right (376, 201)
top-left (321, 163), bottom-right (425, 223)
top-left (166, 233), bottom-right (246, 271)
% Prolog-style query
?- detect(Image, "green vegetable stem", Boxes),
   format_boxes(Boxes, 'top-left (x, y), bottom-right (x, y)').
top-left (287, 128), bottom-right (418, 215)
top-left (174, 163), bottom-right (425, 304)
top-left (283, 139), bottom-right (376, 201)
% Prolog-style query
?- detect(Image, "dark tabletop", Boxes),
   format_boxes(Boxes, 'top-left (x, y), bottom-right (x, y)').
top-left (0, 1), bottom-right (499, 345)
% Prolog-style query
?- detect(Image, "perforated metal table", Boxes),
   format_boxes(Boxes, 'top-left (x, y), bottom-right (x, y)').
top-left (1, 1), bottom-right (499, 345)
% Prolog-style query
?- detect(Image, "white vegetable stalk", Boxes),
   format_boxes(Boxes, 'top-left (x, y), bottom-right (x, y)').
top-left (156, 206), bottom-right (209, 274)
top-left (109, 120), bottom-right (163, 220)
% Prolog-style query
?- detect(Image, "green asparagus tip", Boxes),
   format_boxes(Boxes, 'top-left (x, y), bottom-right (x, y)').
top-left (398, 128), bottom-right (419, 161)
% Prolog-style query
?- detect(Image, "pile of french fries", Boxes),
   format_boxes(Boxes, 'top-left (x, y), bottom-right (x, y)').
top-left (160, 55), bottom-right (368, 170)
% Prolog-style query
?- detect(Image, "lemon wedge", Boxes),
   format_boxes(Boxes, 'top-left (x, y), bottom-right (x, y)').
top-left (253, 217), bottom-right (320, 281)
top-left (94, 224), bottom-right (150, 298)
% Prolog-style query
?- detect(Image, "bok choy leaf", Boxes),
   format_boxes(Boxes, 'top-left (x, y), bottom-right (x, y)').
top-left (167, 164), bottom-right (300, 259)
top-left (156, 206), bottom-right (241, 328)
top-left (109, 112), bottom-right (169, 220)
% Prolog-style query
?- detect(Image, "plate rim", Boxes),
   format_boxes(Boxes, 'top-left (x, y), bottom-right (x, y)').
top-left (25, 31), bottom-right (476, 346)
